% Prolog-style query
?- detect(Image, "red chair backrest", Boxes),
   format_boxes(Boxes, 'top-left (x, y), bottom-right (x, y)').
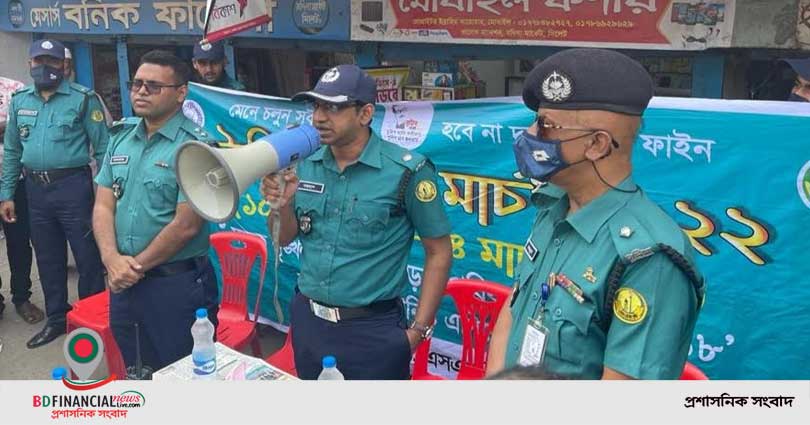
top-left (445, 279), bottom-right (512, 379)
top-left (680, 361), bottom-right (709, 380)
top-left (210, 231), bottom-right (268, 321)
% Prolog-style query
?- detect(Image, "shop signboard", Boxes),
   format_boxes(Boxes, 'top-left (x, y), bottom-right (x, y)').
top-left (350, 0), bottom-right (736, 50)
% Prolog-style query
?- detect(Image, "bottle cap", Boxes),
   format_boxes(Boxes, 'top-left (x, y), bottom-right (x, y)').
top-left (322, 355), bottom-right (336, 368)
top-left (196, 308), bottom-right (207, 319)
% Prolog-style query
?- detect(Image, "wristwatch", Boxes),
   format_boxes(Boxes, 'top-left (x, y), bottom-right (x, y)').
top-left (409, 320), bottom-right (435, 340)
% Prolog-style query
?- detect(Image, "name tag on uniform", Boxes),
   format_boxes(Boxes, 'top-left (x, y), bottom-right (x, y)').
top-left (518, 320), bottom-right (548, 367)
top-left (298, 180), bottom-right (324, 194)
top-left (17, 109), bottom-right (38, 117)
top-left (524, 238), bottom-right (538, 262)
top-left (110, 155), bottom-right (129, 165)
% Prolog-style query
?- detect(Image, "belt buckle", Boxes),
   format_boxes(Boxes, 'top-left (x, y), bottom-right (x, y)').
top-left (35, 171), bottom-right (50, 185)
top-left (309, 299), bottom-right (340, 323)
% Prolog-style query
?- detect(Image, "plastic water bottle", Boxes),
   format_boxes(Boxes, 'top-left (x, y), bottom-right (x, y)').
top-left (191, 308), bottom-right (216, 380)
top-left (317, 355), bottom-right (344, 380)
top-left (52, 367), bottom-right (67, 380)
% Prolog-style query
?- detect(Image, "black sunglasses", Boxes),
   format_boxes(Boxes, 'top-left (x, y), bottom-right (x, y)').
top-left (127, 79), bottom-right (185, 95)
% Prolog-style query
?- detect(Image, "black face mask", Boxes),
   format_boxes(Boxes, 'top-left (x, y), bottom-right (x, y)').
top-left (788, 93), bottom-right (809, 102)
top-left (30, 64), bottom-right (63, 89)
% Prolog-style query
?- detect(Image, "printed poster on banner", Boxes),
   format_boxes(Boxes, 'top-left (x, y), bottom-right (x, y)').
top-left (185, 84), bottom-right (810, 380)
top-left (350, 0), bottom-right (736, 50)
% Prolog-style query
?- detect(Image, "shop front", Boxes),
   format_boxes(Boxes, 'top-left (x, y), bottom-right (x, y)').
top-left (0, 0), bottom-right (352, 119)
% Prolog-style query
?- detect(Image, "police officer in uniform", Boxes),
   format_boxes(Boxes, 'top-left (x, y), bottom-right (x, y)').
top-left (93, 50), bottom-right (218, 371)
top-left (261, 65), bottom-right (452, 380)
top-left (1, 39), bottom-right (108, 348)
top-left (487, 49), bottom-right (705, 379)
top-left (191, 40), bottom-right (245, 91)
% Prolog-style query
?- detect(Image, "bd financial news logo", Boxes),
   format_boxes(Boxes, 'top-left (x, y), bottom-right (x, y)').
top-left (32, 328), bottom-right (145, 420)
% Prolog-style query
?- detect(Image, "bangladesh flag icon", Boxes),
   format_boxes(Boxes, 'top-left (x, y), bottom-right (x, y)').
top-left (63, 328), bottom-right (105, 380)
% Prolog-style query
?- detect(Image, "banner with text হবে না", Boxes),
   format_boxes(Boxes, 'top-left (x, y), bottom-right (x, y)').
top-left (183, 83), bottom-right (810, 379)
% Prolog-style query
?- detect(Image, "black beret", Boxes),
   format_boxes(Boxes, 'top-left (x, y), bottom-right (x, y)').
top-left (522, 48), bottom-right (654, 116)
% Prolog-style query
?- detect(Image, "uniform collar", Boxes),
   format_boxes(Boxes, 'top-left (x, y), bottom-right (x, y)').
top-left (136, 110), bottom-right (186, 142)
top-left (307, 130), bottom-right (382, 171)
top-left (155, 110), bottom-right (187, 142)
top-left (548, 177), bottom-right (637, 244)
top-left (54, 79), bottom-right (71, 95)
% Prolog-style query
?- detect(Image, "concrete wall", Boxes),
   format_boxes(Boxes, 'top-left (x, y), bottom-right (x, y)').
top-left (0, 32), bottom-right (31, 83)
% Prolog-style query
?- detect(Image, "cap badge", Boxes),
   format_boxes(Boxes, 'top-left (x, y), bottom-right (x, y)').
top-left (41, 41), bottom-right (54, 50)
top-left (541, 71), bottom-right (573, 103)
top-left (320, 67), bottom-right (340, 83)
top-left (200, 42), bottom-right (212, 51)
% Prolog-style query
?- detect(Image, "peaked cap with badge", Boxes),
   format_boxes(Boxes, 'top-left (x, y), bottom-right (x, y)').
top-left (522, 48), bottom-right (654, 116)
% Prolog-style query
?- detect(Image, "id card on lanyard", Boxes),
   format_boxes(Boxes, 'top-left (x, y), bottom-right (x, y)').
top-left (518, 274), bottom-right (551, 367)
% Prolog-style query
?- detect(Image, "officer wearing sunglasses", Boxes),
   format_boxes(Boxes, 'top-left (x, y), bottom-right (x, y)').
top-left (93, 50), bottom-right (217, 372)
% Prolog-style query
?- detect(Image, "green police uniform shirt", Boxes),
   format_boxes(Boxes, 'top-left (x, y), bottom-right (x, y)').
top-left (293, 131), bottom-right (451, 308)
top-left (504, 177), bottom-right (704, 379)
top-left (1, 80), bottom-right (109, 200)
top-left (95, 111), bottom-right (210, 262)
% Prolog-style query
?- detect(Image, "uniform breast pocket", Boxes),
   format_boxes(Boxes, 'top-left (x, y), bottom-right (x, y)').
top-left (16, 116), bottom-right (37, 142)
top-left (545, 289), bottom-right (595, 367)
top-left (344, 201), bottom-right (390, 248)
top-left (143, 171), bottom-right (179, 211)
top-left (51, 117), bottom-right (81, 142)
top-left (295, 193), bottom-right (326, 238)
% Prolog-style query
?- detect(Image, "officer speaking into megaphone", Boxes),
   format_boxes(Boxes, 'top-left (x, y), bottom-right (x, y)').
top-left (260, 64), bottom-right (453, 380)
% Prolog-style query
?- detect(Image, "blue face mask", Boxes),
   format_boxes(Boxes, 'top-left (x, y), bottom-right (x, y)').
top-left (30, 64), bottom-right (63, 90)
top-left (788, 93), bottom-right (809, 102)
top-left (513, 130), bottom-right (572, 182)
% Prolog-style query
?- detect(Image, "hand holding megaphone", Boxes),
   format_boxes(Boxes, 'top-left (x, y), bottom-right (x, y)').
top-left (175, 123), bottom-right (320, 223)
top-left (260, 169), bottom-right (299, 210)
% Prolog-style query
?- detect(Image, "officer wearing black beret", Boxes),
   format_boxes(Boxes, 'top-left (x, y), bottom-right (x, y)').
top-left (487, 48), bottom-right (705, 379)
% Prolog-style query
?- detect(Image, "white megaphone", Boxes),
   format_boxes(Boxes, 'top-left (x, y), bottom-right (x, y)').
top-left (175, 123), bottom-right (321, 223)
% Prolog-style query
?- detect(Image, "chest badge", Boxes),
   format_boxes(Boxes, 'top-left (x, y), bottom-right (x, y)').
top-left (583, 266), bottom-right (597, 284)
top-left (299, 213), bottom-right (312, 235)
top-left (19, 125), bottom-right (30, 139)
top-left (112, 177), bottom-right (125, 200)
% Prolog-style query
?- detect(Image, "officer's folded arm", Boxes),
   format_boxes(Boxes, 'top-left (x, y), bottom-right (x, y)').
top-left (133, 202), bottom-right (205, 272)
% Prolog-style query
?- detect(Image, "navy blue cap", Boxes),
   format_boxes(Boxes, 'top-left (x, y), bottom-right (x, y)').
top-left (29, 39), bottom-right (65, 60)
top-left (784, 58), bottom-right (810, 80)
top-left (193, 40), bottom-right (225, 61)
top-left (523, 48), bottom-right (653, 116)
top-left (292, 65), bottom-right (377, 105)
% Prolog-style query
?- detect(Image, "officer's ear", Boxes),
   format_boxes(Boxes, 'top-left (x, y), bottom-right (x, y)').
top-left (356, 103), bottom-right (374, 127)
top-left (584, 131), bottom-right (614, 161)
top-left (176, 84), bottom-right (189, 104)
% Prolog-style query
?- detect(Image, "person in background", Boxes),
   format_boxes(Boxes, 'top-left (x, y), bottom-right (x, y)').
top-left (0, 119), bottom-right (43, 325)
top-left (93, 50), bottom-right (218, 371)
top-left (2, 39), bottom-right (108, 349)
top-left (783, 58), bottom-right (810, 102)
top-left (191, 40), bottom-right (245, 91)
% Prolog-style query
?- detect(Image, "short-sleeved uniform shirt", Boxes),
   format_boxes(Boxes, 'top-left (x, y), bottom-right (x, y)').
top-left (294, 131), bottom-right (450, 308)
top-left (95, 111), bottom-right (210, 262)
top-left (505, 178), bottom-right (704, 379)
top-left (1, 80), bottom-right (108, 200)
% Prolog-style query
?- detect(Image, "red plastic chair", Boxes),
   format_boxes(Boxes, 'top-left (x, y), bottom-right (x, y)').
top-left (265, 328), bottom-right (297, 377)
top-left (210, 231), bottom-right (267, 357)
top-left (412, 279), bottom-right (512, 380)
top-left (66, 290), bottom-right (126, 380)
top-left (680, 362), bottom-right (709, 380)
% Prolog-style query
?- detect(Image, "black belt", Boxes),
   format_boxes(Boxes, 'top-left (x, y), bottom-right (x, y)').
top-left (145, 256), bottom-right (207, 279)
top-left (299, 291), bottom-right (399, 322)
top-left (23, 166), bottom-right (89, 185)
